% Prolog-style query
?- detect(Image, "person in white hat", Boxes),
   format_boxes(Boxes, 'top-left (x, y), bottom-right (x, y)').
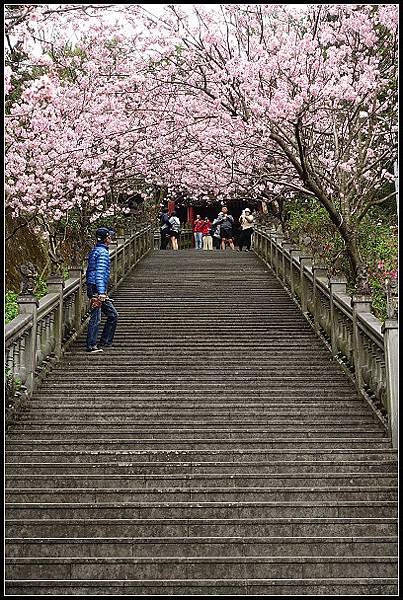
top-left (238, 208), bottom-right (255, 251)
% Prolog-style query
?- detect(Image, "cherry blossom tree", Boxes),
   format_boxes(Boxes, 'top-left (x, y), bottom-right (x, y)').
top-left (5, 5), bottom-right (158, 268)
top-left (5, 4), bottom-right (398, 290)
top-left (139, 3), bottom-right (398, 288)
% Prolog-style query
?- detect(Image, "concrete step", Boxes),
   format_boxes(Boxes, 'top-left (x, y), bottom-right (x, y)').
top-left (6, 500), bottom-right (397, 520)
top-left (5, 438), bottom-right (393, 452)
top-left (61, 354), bottom-right (344, 362)
top-left (35, 385), bottom-right (359, 395)
top-left (5, 556), bottom-right (398, 582)
top-left (6, 518), bottom-right (397, 538)
top-left (25, 398), bottom-right (366, 407)
top-left (15, 415), bottom-right (380, 425)
top-left (6, 448), bottom-right (397, 464)
top-left (6, 460), bottom-right (398, 475)
top-left (4, 578), bottom-right (399, 595)
top-left (6, 472), bottom-right (397, 489)
top-left (6, 486), bottom-right (397, 504)
top-left (38, 375), bottom-right (353, 384)
top-left (6, 536), bottom-right (398, 558)
top-left (17, 407), bottom-right (377, 418)
top-left (50, 363), bottom-right (350, 372)
top-left (7, 427), bottom-right (388, 440)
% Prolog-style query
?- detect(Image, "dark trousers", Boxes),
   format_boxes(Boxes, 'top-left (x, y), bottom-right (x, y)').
top-left (239, 228), bottom-right (253, 250)
top-left (213, 236), bottom-right (221, 250)
top-left (160, 228), bottom-right (170, 249)
top-left (86, 284), bottom-right (118, 349)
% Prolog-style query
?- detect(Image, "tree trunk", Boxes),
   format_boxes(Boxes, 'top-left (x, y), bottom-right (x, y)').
top-left (340, 224), bottom-right (371, 295)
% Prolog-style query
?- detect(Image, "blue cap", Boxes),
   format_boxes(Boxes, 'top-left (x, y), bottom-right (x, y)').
top-left (96, 227), bottom-right (115, 241)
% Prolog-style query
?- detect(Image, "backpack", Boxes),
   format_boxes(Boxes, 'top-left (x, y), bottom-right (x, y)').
top-left (220, 218), bottom-right (232, 232)
top-left (169, 217), bottom-right (180, 233)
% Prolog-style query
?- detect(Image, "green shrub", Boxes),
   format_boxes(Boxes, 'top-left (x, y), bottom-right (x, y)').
top-left (285, 200), bottom-right (398, 323)
top-left (5, 291), bottom-right (19, 324)
top-left (5, 275), bottom-right (50, 323)
top-left (34, 276), bottom-right (48, 299)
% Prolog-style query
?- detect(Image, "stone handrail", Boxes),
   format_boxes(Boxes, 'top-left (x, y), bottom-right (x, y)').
top-left (5, 226), bottom-right (153, 418)
top-left (253, 225), bottom-right (398, 448)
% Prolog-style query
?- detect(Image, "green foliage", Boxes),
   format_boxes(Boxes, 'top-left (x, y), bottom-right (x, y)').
top-left (5, 367), bottom-right (21, 391)
top-left (285, 200), bottom-right (398, 322)
top-left (286, 200), bottom-right (349, 276)
top-left (5, 290), bottom-right (19, 323)
top-left (5, 367), bottom-right (23, 426)
top-left (5, 275), bottom-right (51, 324)
top-left (48, 42), bottom-right (88, 83)
top-left (34, 276), bottom-right (48, 299)
top-left (359, 216), bottom-right (398, 321)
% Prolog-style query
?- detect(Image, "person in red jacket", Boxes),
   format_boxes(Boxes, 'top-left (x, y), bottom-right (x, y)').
top-left (193, 215), bottom-right (204, 250)
top-left (201, 216), bottom-right (213, 250)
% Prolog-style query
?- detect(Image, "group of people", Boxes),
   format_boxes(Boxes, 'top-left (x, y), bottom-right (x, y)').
top-left (159, 206), bottom-right (255, 251)
top-left (193, 206), bottom-right (255, 252)
top-left (159, 209), bottom-right (182, 250)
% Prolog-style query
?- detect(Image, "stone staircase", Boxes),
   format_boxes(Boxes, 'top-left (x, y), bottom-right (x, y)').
top-left (5, 250), bottom-right (398, 595)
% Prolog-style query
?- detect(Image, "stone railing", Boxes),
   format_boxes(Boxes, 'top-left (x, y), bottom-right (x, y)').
top-left (5, 225), bottom-right (153, 423)
top-left (253, 226), bottom-right (398, 448)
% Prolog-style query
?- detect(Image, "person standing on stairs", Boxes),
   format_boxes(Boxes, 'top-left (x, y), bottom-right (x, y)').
top-left (193, 214), bottom-right (204, 250)
top-left (238, 208), bottom-right (255, 251)
top-left (85, 227), bottom-right (119, 353)
top-left (201, 216), bottom-right (213, 250)
top-left (169, 211), bottom-right (181, 250)
top-left (159, 208), bottom-right (171, 250)
top-left (217, 206), bottom-right (235, 250)
top-left (211, 213), bottom-right (222, 250)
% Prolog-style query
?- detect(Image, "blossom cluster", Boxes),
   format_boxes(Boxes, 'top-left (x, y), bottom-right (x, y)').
top-left (5, 4), bottom-right (398, 235)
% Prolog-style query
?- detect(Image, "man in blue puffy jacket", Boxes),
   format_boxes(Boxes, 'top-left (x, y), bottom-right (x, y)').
top-left (85, 227), bottom-right (118, 353)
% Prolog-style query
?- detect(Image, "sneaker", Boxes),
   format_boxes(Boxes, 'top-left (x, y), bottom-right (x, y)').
top-left (245, 249), bottom-right (249, 252)
top-left (86, 346), bottom-right (103, 354)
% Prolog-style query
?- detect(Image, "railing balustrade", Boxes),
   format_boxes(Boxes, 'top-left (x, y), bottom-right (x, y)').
top-left (253, 225), bottom-right (398, 447)
top-left (5, 225), bottom-right (153, 421)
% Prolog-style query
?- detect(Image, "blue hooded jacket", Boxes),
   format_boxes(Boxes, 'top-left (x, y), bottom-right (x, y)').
top-left (86, 242), bottom-right (111, 294)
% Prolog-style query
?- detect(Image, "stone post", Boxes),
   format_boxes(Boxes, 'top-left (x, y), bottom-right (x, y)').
top-left (16, 295), bottom-right (39, 394)
top-left (69, 267), bottom-right (83, 332)
top-left (109, 240), bottom-right (118, 289)
top-left (312, 263), bottom-right (328, 334)
top-left (351, 295), bottom-right (373, 391)
top-left (154, 228), bottom-right (160, 251)
top-left (329, 276), bottom-right (348, 357)
top-left (268, 234), bottom-right (275, 269)
top-left (263, 233), bottom-right (268, 263)
top-left (149, 227), bottom-right (154, 253)
top-left (282, 242), bottom-right (293, 287)
top-left (299, 256), bottom-right (313, 314)
top-left (273, 233), bottom-right (283, 276)
top-left (47, 275), bottom-right (65, 358)
top-left (117, 235), bottom-right (125, 282)
top-left (290, 249), bottom-right (300, 300)
top-left (382, 319), bottom-right (398, 448)
top-left (125, 232), bottom-right (133, 269)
